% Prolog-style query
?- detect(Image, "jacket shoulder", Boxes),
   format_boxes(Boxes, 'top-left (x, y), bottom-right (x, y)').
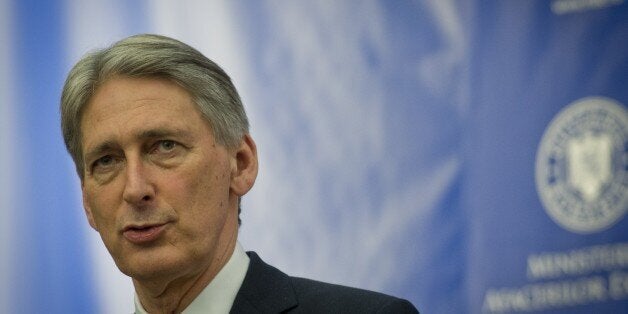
top-left (288, 276), bottom-right (419, 313)
top-left (232, 252), bottom-right (419, 314)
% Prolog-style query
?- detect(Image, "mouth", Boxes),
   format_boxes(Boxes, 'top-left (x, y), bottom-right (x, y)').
top-left (122, 223), bottom-right (168, 244)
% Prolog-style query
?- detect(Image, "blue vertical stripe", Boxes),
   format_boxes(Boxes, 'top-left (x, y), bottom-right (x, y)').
top-left (11, 0), bottom-right (98, 312)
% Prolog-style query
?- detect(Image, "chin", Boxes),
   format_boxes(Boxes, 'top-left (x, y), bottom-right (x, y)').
top-left (115, 250), bottom-right (190, 281)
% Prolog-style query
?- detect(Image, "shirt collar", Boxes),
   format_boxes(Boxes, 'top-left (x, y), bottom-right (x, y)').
top-left (134, 242), bottom-right (250, 314)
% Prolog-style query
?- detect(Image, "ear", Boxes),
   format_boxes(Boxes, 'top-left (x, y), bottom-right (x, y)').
top-left (82, 184), bottom-right (98, 230)
top-left (230, 134), bottom-right (258, 197)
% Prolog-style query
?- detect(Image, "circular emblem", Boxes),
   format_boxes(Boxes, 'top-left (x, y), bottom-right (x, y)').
top-left (536, 97), bottom-right (627, 233)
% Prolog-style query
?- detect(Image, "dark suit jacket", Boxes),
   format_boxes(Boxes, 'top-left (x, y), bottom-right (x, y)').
top-left (230, 252), bottom-right (419, 313)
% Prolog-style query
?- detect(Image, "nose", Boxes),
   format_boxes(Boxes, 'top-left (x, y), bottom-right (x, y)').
top-left (122, 157), bottom-right (155, 206)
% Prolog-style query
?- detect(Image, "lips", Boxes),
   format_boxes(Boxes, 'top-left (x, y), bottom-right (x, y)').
top-left (123, 223), bottom-right (167, 244)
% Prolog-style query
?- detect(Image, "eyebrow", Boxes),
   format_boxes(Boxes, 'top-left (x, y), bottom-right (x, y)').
top-left (83, 141), bottom-right (119, 166)
top-left (135, 128), bottom-right (191, 141)
top-left (83, 128), bottom-right (193, 164)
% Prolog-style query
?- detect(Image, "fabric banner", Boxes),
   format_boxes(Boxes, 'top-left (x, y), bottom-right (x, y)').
top-left (466, 1), bottom-right (628, 313)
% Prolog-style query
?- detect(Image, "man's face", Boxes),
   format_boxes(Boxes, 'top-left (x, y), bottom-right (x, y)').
top-left (80, 76), bottom-right (252, 281)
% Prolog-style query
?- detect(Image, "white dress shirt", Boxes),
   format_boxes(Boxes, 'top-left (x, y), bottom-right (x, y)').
top-left (134, 242), bottom-right (250, 314)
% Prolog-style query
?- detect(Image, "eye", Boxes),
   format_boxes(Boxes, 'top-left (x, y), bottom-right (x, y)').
top-left (154, 140), bottom-right (178, 153)
top-left (92, 155), bottom-right (116, 171)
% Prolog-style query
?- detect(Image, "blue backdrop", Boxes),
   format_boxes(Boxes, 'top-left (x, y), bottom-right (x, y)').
top-left (0, 1), bottom-right (626, 313)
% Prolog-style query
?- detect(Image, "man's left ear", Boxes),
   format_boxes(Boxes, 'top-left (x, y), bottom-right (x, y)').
top-left (230, 134), bottom-right (258, 196)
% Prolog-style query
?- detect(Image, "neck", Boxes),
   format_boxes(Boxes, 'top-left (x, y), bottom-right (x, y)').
top-left (133, 228), bottom-right (238, 313)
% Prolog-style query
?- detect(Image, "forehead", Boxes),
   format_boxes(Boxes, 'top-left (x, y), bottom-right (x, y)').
top-left (80, 76), bottom-right (211, 151)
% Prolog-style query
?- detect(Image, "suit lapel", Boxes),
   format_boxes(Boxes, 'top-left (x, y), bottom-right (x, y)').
top-left (230, 252), bottom-right (298, 313)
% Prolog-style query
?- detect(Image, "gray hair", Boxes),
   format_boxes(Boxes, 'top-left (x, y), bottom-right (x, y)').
top-left (60, 34), bottom-right (249, 179)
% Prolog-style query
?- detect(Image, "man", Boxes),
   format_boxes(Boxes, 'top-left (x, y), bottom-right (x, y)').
top-left (60, 34), bottom-right (419, 313)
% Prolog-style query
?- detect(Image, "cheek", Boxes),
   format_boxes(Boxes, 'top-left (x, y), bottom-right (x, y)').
top-left (84, 187), bottom-right (116, 223)
top-left (165, 160), bottom-right (232, 226)
top-left (83, 187), bottom-right (124, 255)
top-left (177, 154), bottom-right (231, 199)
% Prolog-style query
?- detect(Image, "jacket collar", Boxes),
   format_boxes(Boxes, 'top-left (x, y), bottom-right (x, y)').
top-left (230, 251), bottom-right (298, 313)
